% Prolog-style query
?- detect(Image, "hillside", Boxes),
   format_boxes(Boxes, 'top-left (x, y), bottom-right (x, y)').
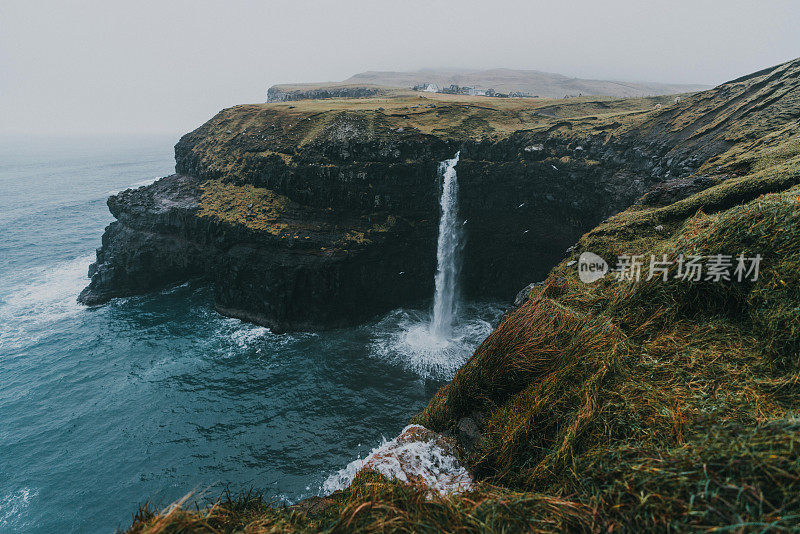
top-left (109, 57), bottom-right (800, 531)
top-left (267, 68), bottom-right (709, 103)
top-left (344, 67), bottom-right (710, 98)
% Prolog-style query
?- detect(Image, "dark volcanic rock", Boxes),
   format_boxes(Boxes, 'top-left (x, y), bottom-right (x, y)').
top-left (79, 172), bottom-right (438, 332)
top-left (78, 175), bottom-right (209, 305)
top-left (78, 133), bottom-right (676, 330)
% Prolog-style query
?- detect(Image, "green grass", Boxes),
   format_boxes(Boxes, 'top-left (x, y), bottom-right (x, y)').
top-left (125, 58), bottom-right (800, 533)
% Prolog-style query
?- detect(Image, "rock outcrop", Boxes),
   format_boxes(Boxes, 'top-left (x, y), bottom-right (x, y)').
top-left (79, 125), bottom-right (665, 331)
top-left (78, 175), bottom-right (208, 306)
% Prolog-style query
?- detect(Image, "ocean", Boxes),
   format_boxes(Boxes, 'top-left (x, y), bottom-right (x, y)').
top-left (0, 135), bottom-right (500, 533)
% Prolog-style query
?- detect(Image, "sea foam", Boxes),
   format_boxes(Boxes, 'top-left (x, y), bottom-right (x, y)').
top-left (0, 255), bottom-right (92, 351)
top-left (321, 424), bottom-right (473, 496)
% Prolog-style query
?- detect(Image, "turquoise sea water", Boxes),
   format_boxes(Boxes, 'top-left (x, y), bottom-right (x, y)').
top-left (0, 136), bottom-right (500, 533)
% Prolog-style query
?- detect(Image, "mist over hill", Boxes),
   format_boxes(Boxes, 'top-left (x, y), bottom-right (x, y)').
top-left (342, 67), bottom-right (710, 98)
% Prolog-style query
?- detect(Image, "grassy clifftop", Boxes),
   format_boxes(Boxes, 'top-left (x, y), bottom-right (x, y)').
top-left (127, 58), bottom-right (800, 532)
top-left (177, 88), bottom-right (676, 169)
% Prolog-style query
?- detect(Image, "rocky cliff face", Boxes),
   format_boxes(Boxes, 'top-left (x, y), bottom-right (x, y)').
top-left (80, 78), bottom-right (740, 331)
top-left (78, 175), bottom-right (209, 306)
top-left (78, 169), bottom-right (440, 331)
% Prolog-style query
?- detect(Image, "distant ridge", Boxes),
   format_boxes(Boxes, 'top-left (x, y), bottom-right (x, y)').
top-left (342, 68), bottom-right (709, 98)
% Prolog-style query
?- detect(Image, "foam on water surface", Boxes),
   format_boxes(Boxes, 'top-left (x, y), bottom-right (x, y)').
top-left (0, 488), bottom-right (38, 531)
top-left (368, 303), bottom-right (500, 380)
top-left (0, 255), bottom-right (92, 351)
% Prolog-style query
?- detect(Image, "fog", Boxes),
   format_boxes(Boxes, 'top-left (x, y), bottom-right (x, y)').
top-left (1, 0), bottom-right (797, 136)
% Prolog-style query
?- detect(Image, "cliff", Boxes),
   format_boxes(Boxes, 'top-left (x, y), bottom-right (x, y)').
top-left (80, 89), bottom-right (693, 331)
top-left (123, 58), bottom-right (800, 532)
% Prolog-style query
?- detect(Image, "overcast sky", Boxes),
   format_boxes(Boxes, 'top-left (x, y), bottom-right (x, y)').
top-left (1, 0), bottom-right (798, 136)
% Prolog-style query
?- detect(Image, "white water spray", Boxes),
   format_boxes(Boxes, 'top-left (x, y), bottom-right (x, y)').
top-left (430, 152), bottom-right (462, 339)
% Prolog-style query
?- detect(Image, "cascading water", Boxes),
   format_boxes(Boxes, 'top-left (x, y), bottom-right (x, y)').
top-left (368, 150), bottom-right (500, 381)
top-left (430, 152), bottom-right (462, 339)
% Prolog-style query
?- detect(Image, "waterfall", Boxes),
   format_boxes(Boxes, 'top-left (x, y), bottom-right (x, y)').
top-left (368, 150), bottom-right (501, 380)
top-left (430, 152), bottom-right (462, 339)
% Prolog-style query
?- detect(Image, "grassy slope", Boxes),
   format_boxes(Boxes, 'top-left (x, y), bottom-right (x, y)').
top-left (127, 59), bottom-right (800, 532)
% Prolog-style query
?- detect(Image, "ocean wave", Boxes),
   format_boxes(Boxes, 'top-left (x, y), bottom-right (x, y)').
top-left (203, 311), bottom-right (311, 359)
top-left (128, 176), bottom-right (161, 188)
top-left (226, 323), bottom-right (272, 355)
top-left (104, 175), bottom-right (162, 195)
top-left (159, 281), bottom-right (191, 295)
top-left (0, 255), bottom-right (93, 351)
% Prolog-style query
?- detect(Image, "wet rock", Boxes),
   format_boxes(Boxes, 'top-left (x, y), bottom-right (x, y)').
top-left (324, 425), bottom-right (473, 496)
top-left (362, 425), bottom-right (472, 494)
top-left (493, 281), bottom-right (543, 327)
top-left (513, 282), bottom-right (540, 308)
